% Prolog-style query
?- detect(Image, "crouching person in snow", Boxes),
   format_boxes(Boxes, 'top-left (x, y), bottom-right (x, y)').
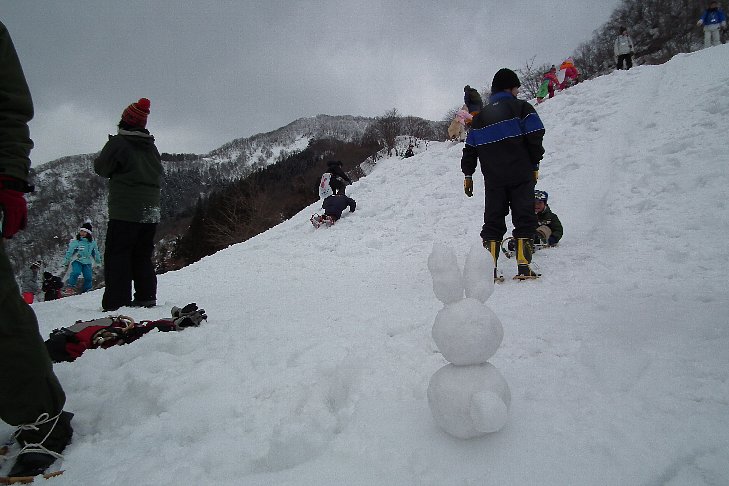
top-left (44, 303), bottom-right (207, 363)
top-left (62, 221), bottom-right (101, 294)
top-left (42, 271), bottom-right (64, 301)
top-left (323, 193), bottom-right (356, 222)
top-left (0, 20), bottom-right (73, 480)
top-left (534, 190), bottom-right (563, 246)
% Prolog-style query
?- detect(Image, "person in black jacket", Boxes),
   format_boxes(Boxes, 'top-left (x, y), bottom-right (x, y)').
top-left (462, 68), bottom-right (545, 280)
top-left (325, 160), bottom-right (352, 195)
top-left (94, 98), bottom-right (164, 311)
top-left (42, 271), bottom-right (64, 301)
top-left (322, 193), bottom-right (356, 221)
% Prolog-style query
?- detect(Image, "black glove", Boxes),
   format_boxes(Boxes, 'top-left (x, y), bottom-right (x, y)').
top-left (44, 328), bottom-right (79, 363)
top-left (171, 303), bottom-right (207, 328)
top-left (171, 302), bottom-right (199, 318)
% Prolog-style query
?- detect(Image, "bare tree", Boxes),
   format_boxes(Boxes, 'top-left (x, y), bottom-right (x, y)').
top-left (516, 56), bottom-right (553, 100)
top-left (370, 108), bottom-right (402, 156)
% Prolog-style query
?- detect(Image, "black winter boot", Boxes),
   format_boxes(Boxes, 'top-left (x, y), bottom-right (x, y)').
top-left (514, 238), bottom-right (540, 280)
top-left (483, 239), bottom-right (504, 282)
top-left (8, 411), bottom-right (74, 478)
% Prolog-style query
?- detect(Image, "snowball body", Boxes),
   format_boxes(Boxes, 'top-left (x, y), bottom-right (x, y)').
top-left (432, 299), bottom-right (503, 365)
top-left (427, 363), bottom-right (511, 438)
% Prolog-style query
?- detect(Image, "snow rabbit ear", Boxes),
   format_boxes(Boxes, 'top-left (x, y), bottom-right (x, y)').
top-left (463, 242), bottom-right (495, 303)
top-left (428, 243), bottom-right (464, 304)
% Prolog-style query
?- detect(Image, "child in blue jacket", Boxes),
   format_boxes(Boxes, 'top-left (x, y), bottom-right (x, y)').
top-left (63, 221), bottom-right (102, 293)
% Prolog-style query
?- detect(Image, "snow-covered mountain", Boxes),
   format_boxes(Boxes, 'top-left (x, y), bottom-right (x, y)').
top-left (3, 46), bottom-right (729, 485)
top-left (10, 113), bottom-right (442, 277)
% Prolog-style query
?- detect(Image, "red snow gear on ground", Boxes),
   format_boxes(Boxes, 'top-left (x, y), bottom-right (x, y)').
top-left (44, 304), bottom-right (206, 362)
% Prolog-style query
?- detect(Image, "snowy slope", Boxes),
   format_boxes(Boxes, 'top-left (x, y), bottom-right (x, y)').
top-left (3, 46), bottom-right (729, 485)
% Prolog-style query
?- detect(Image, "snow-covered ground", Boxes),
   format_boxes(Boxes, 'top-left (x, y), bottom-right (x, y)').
top-left (3, 45), bottom-right (729, 485)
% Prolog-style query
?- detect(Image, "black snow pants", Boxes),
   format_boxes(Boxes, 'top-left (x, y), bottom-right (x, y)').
top-left (102, 219), bottom-right (157, 311)
top-left (480, 179), bottom-right (538, 241)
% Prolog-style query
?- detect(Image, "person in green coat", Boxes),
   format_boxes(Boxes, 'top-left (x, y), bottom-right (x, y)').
top-left (94, 98), bottom-right (164, 312)
top-left (0, 20), bottom-right (74, 479)
top-left (534, 190), bottom-right (563, 246)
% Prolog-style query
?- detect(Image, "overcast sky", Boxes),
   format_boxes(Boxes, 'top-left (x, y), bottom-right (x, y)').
top-left (1, 1), bottom-right (620, 165)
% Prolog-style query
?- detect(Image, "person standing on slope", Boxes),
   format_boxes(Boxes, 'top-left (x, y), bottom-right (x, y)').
top-left (0, 20), bottom-right (74, 480)
top-left (697, 1), bottom-right (727, 48)
top-left (614, 27), bottom-right (635, 70)
top-left (94, 98), bottom-right (164, 311)
top-left (62, 221), bottom-right (102, 294)
top-left (462, 68), bottom-right (545, 281)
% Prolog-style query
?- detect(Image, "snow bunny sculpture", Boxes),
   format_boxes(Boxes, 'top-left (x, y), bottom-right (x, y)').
top-left (426, 242), bottom-right (511, 439)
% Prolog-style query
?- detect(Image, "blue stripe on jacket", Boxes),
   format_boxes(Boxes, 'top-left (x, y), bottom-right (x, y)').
top-left (465, 93), bottom-right (545, 148)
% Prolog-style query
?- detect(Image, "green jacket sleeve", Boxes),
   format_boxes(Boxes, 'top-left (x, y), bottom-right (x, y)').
top-left (0, 21), bottom-right (33, 182)
top-left (548, 211), bottom-right (563, 241)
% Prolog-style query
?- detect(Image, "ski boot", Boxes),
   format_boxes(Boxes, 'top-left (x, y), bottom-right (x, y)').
top-left (7, 411), bottom-right (73, 479)
top-left (514, 238), bottom-right (540, 280)
top-left (483, 239), bottom-right (504, 283)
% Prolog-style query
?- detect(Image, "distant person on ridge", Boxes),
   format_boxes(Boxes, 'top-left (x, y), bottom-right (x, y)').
top-left (614, 27), bottom-right (635, 70)
top-left (94, 98), bottom-right (164, 312)
top-left (558, 58), bottom-right (579, 90)
top-left (697, 1), bottom-right (727, 48)
top-left (462, 68), bottom-right (545, 281)
top-left (536, 66), bottom-right (559, 103)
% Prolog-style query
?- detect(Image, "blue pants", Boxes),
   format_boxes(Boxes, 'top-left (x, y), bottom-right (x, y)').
top-left (67, 262), bottom-right (93, 293)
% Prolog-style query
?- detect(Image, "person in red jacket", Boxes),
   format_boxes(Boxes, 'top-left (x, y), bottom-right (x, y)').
top-left (558, 58), bottom-right (579, 90)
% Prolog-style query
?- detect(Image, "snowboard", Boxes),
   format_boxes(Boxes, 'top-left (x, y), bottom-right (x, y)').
top-left (318, 173), bottom-right (333, 199)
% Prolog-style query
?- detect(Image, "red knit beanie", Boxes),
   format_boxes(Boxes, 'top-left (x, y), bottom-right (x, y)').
top-left (121, 98), bottom-right (151, 128)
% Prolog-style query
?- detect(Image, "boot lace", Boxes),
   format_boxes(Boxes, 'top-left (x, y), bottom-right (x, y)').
top-left (13, 412), bottom-right (65, 460)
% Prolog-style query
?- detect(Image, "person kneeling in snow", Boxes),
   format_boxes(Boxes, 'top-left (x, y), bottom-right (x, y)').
top-left (44, 304), bottom-right (207, 363)
top-left (533, 190), bottom-right (562, 246)
top-left (323, 193), bottom-right (356, 222)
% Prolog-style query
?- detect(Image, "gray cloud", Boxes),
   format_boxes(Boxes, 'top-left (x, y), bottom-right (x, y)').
top-left (1, 0), bottom-right (620, 165)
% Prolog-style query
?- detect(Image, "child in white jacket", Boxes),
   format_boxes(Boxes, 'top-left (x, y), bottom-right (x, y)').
top-left (614, 27), bottom-right (635, 70)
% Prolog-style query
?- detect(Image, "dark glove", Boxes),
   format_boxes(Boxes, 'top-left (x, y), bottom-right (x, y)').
top-left (464, 176), bottom-right (473, 197)
top-left (171, 303), bottom-right (207, 328)
top-left (171, 302), bottom-right (199, 318)
top-left (44, 328), bottom-right (80, 363)
top-left (547, 236), bottom-right (558, 246)
top-left (0, 177), bottom-right (28, 238)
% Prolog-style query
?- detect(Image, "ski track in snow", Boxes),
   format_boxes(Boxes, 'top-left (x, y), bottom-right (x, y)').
top-left (2, 46), bottom-right (729, 485)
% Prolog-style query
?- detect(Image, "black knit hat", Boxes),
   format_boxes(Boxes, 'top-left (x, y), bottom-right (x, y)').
top-left (491, 68), bottom-right (521, 93)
